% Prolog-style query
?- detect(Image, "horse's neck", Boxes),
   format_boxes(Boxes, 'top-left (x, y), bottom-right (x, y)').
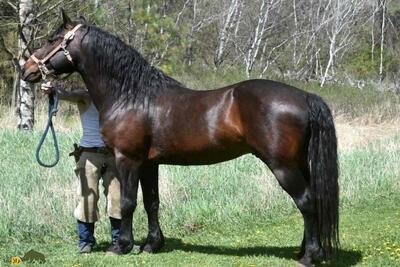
top-left (79, 70), bottom-right (109, 112)
top-left (78, 40), bottom-right (175, 112)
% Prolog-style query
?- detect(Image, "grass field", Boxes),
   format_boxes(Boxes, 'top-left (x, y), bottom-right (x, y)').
top-left (0, 125), bottom-right (399, 266)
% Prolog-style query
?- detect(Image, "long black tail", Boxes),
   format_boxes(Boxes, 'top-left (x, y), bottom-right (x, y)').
top-left (306, 93), bottom-right (339, 258)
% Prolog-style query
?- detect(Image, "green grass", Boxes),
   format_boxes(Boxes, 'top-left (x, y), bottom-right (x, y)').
top-left (0, 129), bottom-right (399, 266)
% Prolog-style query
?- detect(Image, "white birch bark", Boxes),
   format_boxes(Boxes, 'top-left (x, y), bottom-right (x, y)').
top-left (320, 0), bottom-right (363, 87)
top-left (186, 0), bottom-right (198, 66)
top-left (17, 0), bottom-right (35, 130)
top-left (11, 67), bottom-right (19, 109)
top-left (214, 0), bottom-right (240, 68)
top-left (371, 1), bottom-right (376, 61)
top-left (321, 33), bottom-right (336, 87)
top-left (244, 0), bottom-right (277, 78)
top-left (185, 0), bottom-right (220, 66)
top-left (233, 1), bottom-right (243, 39)
top-left (292, 0), bottom-right (298, 66)
top-left (139, 2), bottom-right (151, 52)
top-left (379, 0), bottom-right (386, 83)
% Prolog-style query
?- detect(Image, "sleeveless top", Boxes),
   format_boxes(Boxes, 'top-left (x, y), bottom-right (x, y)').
top-left (79, 102), bottom-right (105, 147)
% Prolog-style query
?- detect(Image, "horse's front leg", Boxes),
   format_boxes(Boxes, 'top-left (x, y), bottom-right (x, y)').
top-left (139, 163), bottom-right (164, 253)
top-left (107, 152), bottom-right (141, 255)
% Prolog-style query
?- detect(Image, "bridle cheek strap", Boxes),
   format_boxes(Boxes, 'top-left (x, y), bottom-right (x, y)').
top-left (30, 24), bottom-right (83, 78)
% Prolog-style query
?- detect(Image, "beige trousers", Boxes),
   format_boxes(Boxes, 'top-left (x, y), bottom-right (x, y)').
top-left (74, 151), bottom-right (121, 223)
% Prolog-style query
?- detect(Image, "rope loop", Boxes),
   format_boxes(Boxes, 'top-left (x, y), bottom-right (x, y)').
top-left (35, 86), bottom-right (60, 168)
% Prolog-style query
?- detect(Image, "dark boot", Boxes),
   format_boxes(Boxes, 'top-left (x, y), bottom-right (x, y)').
top-left (110, 217), bottom-right (121, 245)
top-left (77, 220), bottom-right (95, 253)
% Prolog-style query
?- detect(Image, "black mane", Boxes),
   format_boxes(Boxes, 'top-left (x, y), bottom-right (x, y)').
top-left (83, 23), bottom-right (183, 106)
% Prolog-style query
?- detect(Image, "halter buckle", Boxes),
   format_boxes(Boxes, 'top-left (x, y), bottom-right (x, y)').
top-left (64, 49), bottom-right (73, 62)
top-left (37, 62), bottom-right (50, 80)
top-left (64, 31), bottom-right (75, 41)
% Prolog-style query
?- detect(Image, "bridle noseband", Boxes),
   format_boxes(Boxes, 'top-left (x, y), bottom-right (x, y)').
top-left (30, 24), bottom-right (83, 80)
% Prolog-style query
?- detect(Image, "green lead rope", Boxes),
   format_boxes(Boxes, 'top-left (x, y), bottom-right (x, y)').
top-left (35, 88), bottom-right (60, 167)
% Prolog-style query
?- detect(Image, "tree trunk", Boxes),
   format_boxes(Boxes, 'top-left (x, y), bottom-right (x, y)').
top-left (292, 0), bottom-right (298, 67)
top-left (214, 0), bottom-right (240, 68)
top-left (245, 0), bottom-right (270, 78)
top-left (320, 33), bottom-right (336, 87)
top-left (17, 0), bottom-right (35, 131)
top-left (11, 65), bottom-right (19, 109)
top-left (379, 0), bottom-right (386, 83)
top-left (371, 1), bottom-right (376, 62)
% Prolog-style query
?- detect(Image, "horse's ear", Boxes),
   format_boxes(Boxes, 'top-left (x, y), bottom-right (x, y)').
top-left (60, 8), bottom-right (72, 27)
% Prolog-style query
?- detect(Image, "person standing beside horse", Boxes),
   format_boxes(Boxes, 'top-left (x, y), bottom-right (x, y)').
top-left (41, 81), bottom-right (122, 253)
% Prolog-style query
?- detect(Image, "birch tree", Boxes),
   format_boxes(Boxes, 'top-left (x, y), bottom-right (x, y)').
top-left (371, 0), bottom-right (378, 62)
top-left (292, 0), bottom-right (331, 80)
top-left (244, 0), bottom-right (280, 78)
top-left (379, 0), bottom-right (387, 83)
top-left (214, 0), bottom-right (241, 68)
top-left (0, 1), bottom-right (19, 108)
top-left (320, 0), bottom-right (363, 87)
top-left (17, 0), bottom-right (35, 130)
top-left (184, 0), bottom-right (219, 66)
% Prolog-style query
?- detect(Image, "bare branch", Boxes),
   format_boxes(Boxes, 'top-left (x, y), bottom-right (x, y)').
top-left (36, 0), bottom-right (68, 18)
top-left (7, 1), bottom-right (18, 12)
top-left (175, 0), bottom-right (191, 27)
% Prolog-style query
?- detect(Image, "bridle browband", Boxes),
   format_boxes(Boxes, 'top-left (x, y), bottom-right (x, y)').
top-left (30, 24), bottom-right (83, 80)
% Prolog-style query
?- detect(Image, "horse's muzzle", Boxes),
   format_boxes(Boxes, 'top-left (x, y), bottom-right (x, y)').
top-left (21, 61), bottom-right (42, 83)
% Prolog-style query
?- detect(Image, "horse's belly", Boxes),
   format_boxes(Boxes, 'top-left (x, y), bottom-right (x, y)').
top-left (149, 144), bottom-right (251, 165)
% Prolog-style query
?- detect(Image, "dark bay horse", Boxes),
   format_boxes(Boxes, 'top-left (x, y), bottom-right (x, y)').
top-left (22, 11), bottom-right (339, 266)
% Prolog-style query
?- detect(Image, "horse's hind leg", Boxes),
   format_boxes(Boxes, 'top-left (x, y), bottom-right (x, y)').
top-left (139, 163), bottom-right (165, 253)
top-left (267, 162), bottom-right (323, 266)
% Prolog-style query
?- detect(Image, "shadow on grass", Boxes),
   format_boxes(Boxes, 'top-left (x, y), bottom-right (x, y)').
top-left (160, 238), bottom-right (362, 267)
top-left (91, 239), bottom-right (362, 266)
top-left (92, 242), bottom-right (112, 252)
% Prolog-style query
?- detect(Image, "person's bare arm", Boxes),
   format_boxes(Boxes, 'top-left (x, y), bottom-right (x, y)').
top-left (41, 82), bottom-right (90, 104)
top-left (56, 87), bottom-right (90, 104)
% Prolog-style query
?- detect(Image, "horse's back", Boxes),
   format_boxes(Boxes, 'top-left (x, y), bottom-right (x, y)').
top-left (148, 79), bottom-right (311, 165)
top-left (233, 79), bottom-right (308, 103)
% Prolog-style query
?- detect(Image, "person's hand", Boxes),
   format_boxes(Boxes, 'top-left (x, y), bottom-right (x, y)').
top-left (40, 81), bottom-right (54, 94)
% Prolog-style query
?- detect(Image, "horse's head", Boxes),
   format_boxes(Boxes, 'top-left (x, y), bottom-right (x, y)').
top-left (22, 9), bottom-right (86, 83)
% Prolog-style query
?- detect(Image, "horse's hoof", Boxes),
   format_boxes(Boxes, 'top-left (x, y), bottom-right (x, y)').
top-left (140, 238), bottom-right (165, 253)
top-left (141, 244), bottom-right (157, 253)
top-left (297, 246), bottom-right (305, 259)
top-left (298, 246), bottom-right (325, 266)
top-left (106, 244), bottom-right (122, 256)
top-left (297, 250), bottom-right (305, 259)
top-left (105, 250), bottom-right (119, 256)
top-left (106, 242), bottom-right (133, 255)
top-left (297, 256), bottom-right (314, 267)
top-left (312, 248), bottom-right (326, 262)
top-left (141, 245), bottom-right (152, 254)
top-left (140, 243), bottom-right (160, 253)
